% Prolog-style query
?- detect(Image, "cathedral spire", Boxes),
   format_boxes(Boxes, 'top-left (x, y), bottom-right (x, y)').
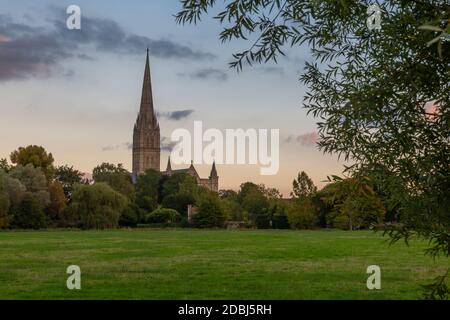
top-left (210, 161), bottom-right (218, 178)
top-left (140, 48), bottom-right (155, 120)
top-left (133, 50), bottom-right (161, 175)
top-left (166, 156), bottom-right (172, 172)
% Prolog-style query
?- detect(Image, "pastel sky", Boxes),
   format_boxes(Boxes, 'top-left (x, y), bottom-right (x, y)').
top-left (0, 0), bottom-right (346, 196)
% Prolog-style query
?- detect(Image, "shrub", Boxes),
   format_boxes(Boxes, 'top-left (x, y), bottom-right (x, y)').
top-left (46, 180), bottom-right (67, 221)
top-left (162, 193), bottom-right (195, 216)
top-left (250, 213), bottom-right (271, 229)
top-left (0, 174), bottom-right (11, 228)
top-left (193, 195), bottom-right (225, 228)
top-left (11, 193), bottom-right (47, 229)
top-left (146, 208), bottom-right (181, 224)
top-left (273, 214), bottom-right (290, 229)
top-left (287, 198), bottom-right (317, 229)
top-left (119, 203), bottom-right (144, 227)
top-left (68, 183), bottom-right (127, 229)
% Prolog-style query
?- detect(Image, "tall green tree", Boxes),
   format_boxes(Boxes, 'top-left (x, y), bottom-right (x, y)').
top-left (12, 193), bottom-right (47, 229)
top-left (46, 180), bottom-right (67, 221)
top-left (0, 174), bottom-right (11, 228)
top-left (176, 0), bottom-right (450, 297)
top-left (193, 193), bottom-right (226, 228)
top-left (68, 183), bottom-right (128, 229)
top-left (161, 173), bottom-right (188, 199)
top-left (55, 165), bottom-right (84, 199)
top-left (10, 145), bottom-right (55, 181)
top-left (0, 159), bottom-right (10, 173)
top-left (322, 177), bottom-right (386, 231)
top-left (135, 169), bottom-right (161, 212)
top-left (9, 164), bottom-right (50, 207)
top-left (291, 171), bottom-right (317, 199)
top-left (92, 163), bottom-right (135, 199)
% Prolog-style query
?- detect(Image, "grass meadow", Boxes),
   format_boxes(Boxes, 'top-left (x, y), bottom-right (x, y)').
top-left (0, 229), bottom-right (448, 300)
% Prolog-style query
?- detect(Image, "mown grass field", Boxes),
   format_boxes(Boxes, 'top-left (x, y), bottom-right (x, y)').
top-left (0, 229), bottom-right (448, 300)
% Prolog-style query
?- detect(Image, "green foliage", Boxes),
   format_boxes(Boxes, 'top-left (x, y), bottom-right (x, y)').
top-left (69, 183), bottom-right (128, 229)
top-left (272, 214), bottom-right (290, 229)
top-left (10, 145), bottom-right (55, 181)
top-left (146, 208), bottom-right (181, 224)
top-left (162, 193), bottom-right (195, 216)
top-left (160, 174), bottom-right (200, 216)
top-left (93, 163), bottom-right (135, 199)
top-left (251, 213), bottom-right (271, 229)
top-left (219, 189), bottom-right (245, 221)
top-left (219, 189), bottom-right (238, 200)
top-left (135, 169), bottom-right (161, 212)
top-left (0, 174), bottom-right (11, 228)
top-left (9, 164), bottom-right (50, 207)
top-left (422, 267), bottom-right (450, 300)
top-left (291, 171), bottom-right (317, 199)
top-left (0, 158), bottom-right (10, 173)
top-left (46, 180), bottom-right (67, 221)
top-left (238, 182), bottom-right (269, 215)
top-left (322, 177), bottom-right (386, 230)
top-left (287, 198), bottom-right (317, 230)
top-left (11, 193), bottom-right (47, 229)
top-left (193, 194), bottom-right (225, 228)
top-left (55, 165), bottom-right (84, 199)
top-left (179, 175), bottom-right (200, 198)
top-left (221, 197), bottom-right (245, 221)
top-left (162, 173), bottom-right (188, 199)
top-left (120, 203), bottom-right (145, 227)
top-left (267, 198), bottom-right (290, 229)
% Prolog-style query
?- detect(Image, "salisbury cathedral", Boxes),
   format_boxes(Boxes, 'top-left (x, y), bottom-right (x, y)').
top-left (131, 50), bottom-right (219, 192)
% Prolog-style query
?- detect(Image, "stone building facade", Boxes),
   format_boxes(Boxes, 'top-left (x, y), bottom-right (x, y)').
top-left (132, 50), bottom-right (218, 192)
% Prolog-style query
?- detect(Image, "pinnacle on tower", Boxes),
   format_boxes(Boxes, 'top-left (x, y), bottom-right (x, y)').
top-left (139, 48), bottom-right (156, 125)
top-left (210, 161), bottom-right (218, 178)
top-left (166, 156), bottom-right (172, 172)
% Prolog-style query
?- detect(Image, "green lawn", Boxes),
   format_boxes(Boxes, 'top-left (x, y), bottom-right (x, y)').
top-left (0, 229), bottom-right (447, 300)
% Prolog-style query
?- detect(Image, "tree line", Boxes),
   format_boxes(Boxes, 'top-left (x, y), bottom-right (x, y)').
top-left (1, 145), bottom-right (389, 230)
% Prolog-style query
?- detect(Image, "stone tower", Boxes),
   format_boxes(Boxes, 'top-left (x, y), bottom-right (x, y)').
top-left (132, 49), bottom-right (160, 175)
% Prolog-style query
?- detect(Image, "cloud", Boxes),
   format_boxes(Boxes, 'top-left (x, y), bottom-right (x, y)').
top-left (285, 131), bottom-right (319, 147)
top-left (102, 142), bottom-right (132, 151)
top-left (157, 109), bottom-right (195, 121)
top-left (0, 11), bottom-right (215, 81)
top-left (257, 66), bottom-right (285, 76)
top-left (102, 145), bottom-right (120, 151)
top-left (178, 68), bottom-right (228, 81)
top-left (110, 139), bottom-right (176, 152)
top-left (161, 136), bottom-right (178, 152)
top-left (124, 142), bottom-right (133, 150)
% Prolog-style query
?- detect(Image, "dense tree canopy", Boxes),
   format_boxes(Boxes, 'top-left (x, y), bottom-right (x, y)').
top-left (93, 163), bottom-right (135, 199)
top-left (291, 171), bottom-right (317, 199)
top-left (9, 164), bottom-right (50, 207)
top-left (135, 169), bottom-right (161, 212)
top-left (55, 165), bottom-right (84, 199)
top-left (10, 145), bottom-right (55, 182)
top-left (69, 183), bottom-right (128, 229)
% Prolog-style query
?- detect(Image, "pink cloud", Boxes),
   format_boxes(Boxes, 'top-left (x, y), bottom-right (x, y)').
top-left (286, 131), bottom-right (319, 147)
